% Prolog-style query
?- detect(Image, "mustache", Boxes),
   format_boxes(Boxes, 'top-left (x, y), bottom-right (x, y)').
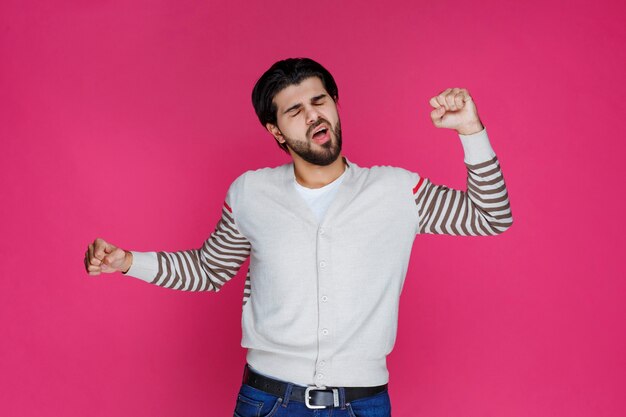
top-left (307, 118), bottom-right (332, 138)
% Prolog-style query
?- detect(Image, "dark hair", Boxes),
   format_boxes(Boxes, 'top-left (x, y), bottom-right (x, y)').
top-left (251, 58), bottom-right (339, 153)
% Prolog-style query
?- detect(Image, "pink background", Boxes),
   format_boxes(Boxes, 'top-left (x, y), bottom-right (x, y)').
top-left (1, 0), bottom-right (624, 416)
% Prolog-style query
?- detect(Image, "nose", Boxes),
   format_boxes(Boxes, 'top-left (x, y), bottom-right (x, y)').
top-left (305, 105), bottom-right (320, 125)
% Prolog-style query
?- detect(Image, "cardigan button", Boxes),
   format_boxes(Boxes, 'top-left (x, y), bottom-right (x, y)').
top-left (319, 261), bottom-right (327, 268)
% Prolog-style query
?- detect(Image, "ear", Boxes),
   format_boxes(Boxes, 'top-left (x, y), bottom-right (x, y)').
top-left (266, 123), bottom-right (285, 144)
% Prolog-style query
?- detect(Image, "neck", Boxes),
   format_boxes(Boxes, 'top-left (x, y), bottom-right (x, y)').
top-left (292, 155), bottom-right (346, 189)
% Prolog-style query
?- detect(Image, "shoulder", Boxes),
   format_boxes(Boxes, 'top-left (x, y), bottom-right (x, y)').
top-left (231, 163), bottom-right (289, 186)
top-left (350, 162), bottom-right (421, 186)
top-left (226, 163), bottom-right (290, 199)
top-left (343, 161), bottom-right (423, 203)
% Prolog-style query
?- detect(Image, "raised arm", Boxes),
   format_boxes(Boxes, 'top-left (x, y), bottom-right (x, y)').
top-left (413, 88), bottom-right (513, 235)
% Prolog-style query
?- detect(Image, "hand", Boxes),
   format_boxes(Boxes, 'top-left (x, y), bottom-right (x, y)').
top-left (84, 238), bottom-right (132, 276)
top-left (429, 88), bottom-right (484, 135)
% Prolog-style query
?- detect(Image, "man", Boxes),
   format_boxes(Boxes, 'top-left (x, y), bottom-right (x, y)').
top-left (84, 58), bottom-right (512, 416)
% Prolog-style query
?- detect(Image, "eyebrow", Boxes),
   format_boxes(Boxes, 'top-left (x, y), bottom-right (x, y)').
top-left (282, 94), bottom-right (328, 114)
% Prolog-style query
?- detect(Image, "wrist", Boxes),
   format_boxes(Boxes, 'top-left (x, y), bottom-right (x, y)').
top-left (121, 250), bottom-right (133, 274)
top-left (456, 121), bottom-right (484, 136)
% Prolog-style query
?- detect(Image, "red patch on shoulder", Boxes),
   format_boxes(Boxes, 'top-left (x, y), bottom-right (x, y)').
top-left (412, 178), bottom-right (424, 194)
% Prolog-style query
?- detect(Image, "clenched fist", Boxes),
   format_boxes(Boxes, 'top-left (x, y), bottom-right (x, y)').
top-left (429, 88), bottom-right (484, 135)
top-left (84, 238), bottom-right (133, 276)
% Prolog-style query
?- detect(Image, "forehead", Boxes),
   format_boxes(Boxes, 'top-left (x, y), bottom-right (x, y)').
top-left (273, 77), bottom-right (328, 111)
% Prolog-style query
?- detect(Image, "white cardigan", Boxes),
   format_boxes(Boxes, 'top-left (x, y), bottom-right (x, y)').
top-left (126, 128), bottom-right (513, 387)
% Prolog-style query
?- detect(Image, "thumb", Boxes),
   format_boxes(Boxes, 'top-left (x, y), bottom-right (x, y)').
top-left (101, 255), bottom-right (112, 270)
top-left (104, 242), bottom-right (117, 254)
top-left (101, 248), bottom-right (125, 271)
top-left (430, 106), bottom-right (446, 127)
top-left (93, 238), bottom-right (116, 260)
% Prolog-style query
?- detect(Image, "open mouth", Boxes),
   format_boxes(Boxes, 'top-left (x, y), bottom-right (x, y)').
top-left (311, 126), bottom-right (330, 145)
top-left (312, 126), bottom-right (329, 140)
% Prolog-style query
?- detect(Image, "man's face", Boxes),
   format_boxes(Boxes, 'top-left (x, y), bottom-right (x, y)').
top-left (267, 77), bottom-right (342, 166)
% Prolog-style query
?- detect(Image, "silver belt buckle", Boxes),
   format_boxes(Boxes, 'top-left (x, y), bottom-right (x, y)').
top-left (304, 386), bottom-right (340, 409)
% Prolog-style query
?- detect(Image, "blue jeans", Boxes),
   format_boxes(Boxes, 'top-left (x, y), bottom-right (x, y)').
top-left (233, 380), bottom-right (392, 417)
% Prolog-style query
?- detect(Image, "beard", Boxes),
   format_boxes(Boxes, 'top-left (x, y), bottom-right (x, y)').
top-left (282, 118), bottom-right (343, 166)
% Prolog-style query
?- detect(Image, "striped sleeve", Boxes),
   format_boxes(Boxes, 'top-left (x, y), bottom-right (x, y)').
top-left (413, 129), bottom-right (513, 235)
top-left (125, 201), bottom-right (251, 296)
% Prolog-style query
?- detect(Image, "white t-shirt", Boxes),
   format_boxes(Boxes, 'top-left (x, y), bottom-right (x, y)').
top-left (293, 168), bottom-right (347, 223)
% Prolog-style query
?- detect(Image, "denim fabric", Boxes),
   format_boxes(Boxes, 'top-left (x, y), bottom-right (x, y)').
top-left (233, 381), bottom-right (392, 417)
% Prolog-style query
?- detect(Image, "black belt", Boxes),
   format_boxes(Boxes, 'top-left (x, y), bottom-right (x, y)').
top-left (242, 364), bottom-right (388, 409)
